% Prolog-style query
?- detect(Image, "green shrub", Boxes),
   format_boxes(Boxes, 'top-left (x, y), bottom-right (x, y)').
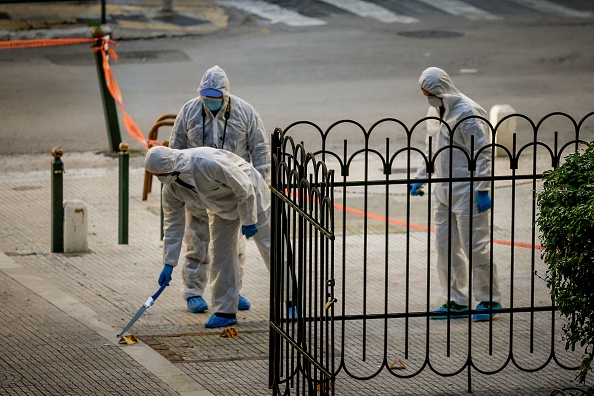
top-left (536, 142), bottom-right (594, 390)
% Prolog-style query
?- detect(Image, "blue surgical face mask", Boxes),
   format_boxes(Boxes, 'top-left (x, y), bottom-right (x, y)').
top-left (203, 97), bottom-right (223, 112)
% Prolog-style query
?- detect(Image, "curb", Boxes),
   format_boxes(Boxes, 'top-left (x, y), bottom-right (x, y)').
top-left (0, 1), bottom-right (228, 41)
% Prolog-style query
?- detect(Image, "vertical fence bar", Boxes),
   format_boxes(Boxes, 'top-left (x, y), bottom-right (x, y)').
top-left (118, 142), bottom-right (129, 244)
top-left (101, 0), bottom-right (106, 24)
top-left (51, 147), bottom-right (64, 253)
top-left (160, 183), bottom-right (165, 241)
top-left (269, 129), bottom-right (279, 392)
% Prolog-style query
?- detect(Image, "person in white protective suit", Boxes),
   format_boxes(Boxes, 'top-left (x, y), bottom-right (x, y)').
top-left (145, 146), bottom-right (271, 328)
top-left (168, 65), bottom-right (270, 314)
top-left (409, 67), bottom-right (502, 322)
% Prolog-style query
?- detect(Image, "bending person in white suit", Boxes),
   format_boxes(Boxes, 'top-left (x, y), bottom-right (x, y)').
top-left (145, 146), bottom-right (270, 328)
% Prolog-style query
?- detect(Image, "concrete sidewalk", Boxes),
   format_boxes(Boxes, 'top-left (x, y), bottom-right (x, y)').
top-left (0, 150), bottom-right (590, 395)
top-left (0, 151), bottom-right (274, 395)
top-left (0, 0), bottom-right (228, 41)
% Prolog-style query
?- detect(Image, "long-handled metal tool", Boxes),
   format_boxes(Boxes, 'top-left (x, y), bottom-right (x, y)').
top-left (117, 283), bottom-right (167, 337)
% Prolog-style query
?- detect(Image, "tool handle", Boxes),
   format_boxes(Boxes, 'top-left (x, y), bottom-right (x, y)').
top-left (151, 282), bottom-right (167, 301)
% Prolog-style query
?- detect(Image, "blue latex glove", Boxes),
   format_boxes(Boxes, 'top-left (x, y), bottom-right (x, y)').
top-left (241, 224), bottom-right (258, 239)
top-left (477, 191), bottom-right (492, 213)
top-left (158, 264), bottom-right (173, 286)
top-left (409, 183), bottom-right (424, 196)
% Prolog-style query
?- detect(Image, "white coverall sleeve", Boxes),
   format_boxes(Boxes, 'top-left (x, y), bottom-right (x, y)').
top-left (169, 105), bottom-right (189, 150)
top-left (415, 132), bottom-right (430, 181)
top-left (415, 107), bottom-right (439, 181)
top-left (162, 186), bottom-right (186, 267)
top-left (246, 108), bottom-right (270, 183)
top-left (459, 117), bottom-right (491, 192)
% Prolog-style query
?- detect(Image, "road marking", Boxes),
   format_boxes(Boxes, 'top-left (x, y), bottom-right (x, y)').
top-left (318, 0), bottom-right (419, 24)
top-left (216, 0), bottom-right (326, 26)
top-left (414, 0), bottom-right (501, 20)
top-left (506, 0), bottom-right (592, 18)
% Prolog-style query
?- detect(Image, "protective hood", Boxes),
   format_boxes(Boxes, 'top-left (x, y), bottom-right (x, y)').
top-left (415, 66), bottom-right (491, 195)
top-left (145, 146), bottom-right (178, 174)
top-left (418, 67), bottom-right (461, 97)
top-left (198, 65), bottom-right (230, 99)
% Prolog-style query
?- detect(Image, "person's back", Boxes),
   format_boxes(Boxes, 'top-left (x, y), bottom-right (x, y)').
top-left (145, 146), bottom-right (272, 328)
top-left (169, 147), bottom-right (270, 218)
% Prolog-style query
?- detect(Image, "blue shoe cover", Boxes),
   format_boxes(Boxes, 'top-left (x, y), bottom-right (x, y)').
top-left (287, 306), bottom-right (299, 319)
top-left (473, 302), bottom-right (502, 322)
top-left (431, 302), bottom-right (469, 320)
top-left (205, 314), bottom-right (237, 328)
top-left (187, 296), bottom-right (208, 313)
top-left (238, 295), bottom-right (251, 311)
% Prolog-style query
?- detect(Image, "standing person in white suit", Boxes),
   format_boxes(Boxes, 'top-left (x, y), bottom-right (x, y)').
top-left (409, 67), bottom-right (502, 322)
top-left (145, 146), bottom-right (271, 328)
top-left (168, 65), bottom-right (270, 314)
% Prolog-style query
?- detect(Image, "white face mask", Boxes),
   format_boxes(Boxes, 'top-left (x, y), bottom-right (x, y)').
top-left (427, 95), bottom-right (443, 108)
top-left (157, 174), bottom-right (177, 184)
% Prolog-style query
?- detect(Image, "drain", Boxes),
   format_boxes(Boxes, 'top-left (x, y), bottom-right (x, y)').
top-left (398, 29), bottom-right (464, 39)
top-left (139, 330), bottom-right (269, 363)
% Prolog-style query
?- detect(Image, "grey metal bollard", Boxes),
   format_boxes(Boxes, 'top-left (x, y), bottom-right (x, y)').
top-left (64, 200), bottom-right (89, 253)
top-left (490, 104), bottom-right (516, 157)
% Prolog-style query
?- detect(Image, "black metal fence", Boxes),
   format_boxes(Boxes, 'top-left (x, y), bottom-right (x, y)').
top-left (269, 112), bottom-right (594, 395)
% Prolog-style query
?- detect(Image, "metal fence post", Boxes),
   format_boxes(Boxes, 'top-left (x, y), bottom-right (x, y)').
top-left (51, 147), bottom-right (64, 253)
top-left (119, 142), bottom-right (129, 244)
top-left (160, 183), bottom-right (164, 241)
top-left (92, 27), bottom-right (122, 153)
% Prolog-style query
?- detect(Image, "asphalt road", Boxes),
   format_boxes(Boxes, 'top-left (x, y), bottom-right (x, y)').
top-left (1, 1), bottom-right (593, 158)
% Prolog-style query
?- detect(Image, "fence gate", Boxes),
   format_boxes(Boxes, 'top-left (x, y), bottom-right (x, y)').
top-left (269, 129), bottom-right (336, 395)
top-left (269, 112), bottom-right (593, 395)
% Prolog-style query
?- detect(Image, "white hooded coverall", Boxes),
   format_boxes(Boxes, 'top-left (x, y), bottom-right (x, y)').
top-left (416, 67), bottom-right (501, 306)
top-left (169, 65), bottom-right (270, 300)
top-left (146, 146), bottom-right (271, 314)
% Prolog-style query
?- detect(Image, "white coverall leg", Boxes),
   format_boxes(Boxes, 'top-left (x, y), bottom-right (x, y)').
top-left (251, 209), bottom-right (295, 302)
top-left (209, 214), bottom-right (241, 314)
top-left (252, 210), bottom-right (270, 271)
top-left (435, 200), bottom-right (468, 305)
top-left (236, 229), bottom-right (246, 291)
top-left (181, 209), bottom-right (210, 300)
top-left (183, 209), bottom-right (246, 300)
top-left (435, 185), bottom-right (501, 306)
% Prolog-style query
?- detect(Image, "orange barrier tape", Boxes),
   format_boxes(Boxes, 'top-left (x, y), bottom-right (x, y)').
top-left (1, 36), bottom-right (156, 150)
top-left (288, 191), bottom-right (542, 250)
top-left (337, 201), bottom-right (542, 249)
top-left (148, 139), bottom-right (164, 147)
top-left (334, 202), bottom-right (432, 232)
top-left (94, 37), bottom-right (149, 150)
top-left (0, 38), bottom-right (97, 49)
